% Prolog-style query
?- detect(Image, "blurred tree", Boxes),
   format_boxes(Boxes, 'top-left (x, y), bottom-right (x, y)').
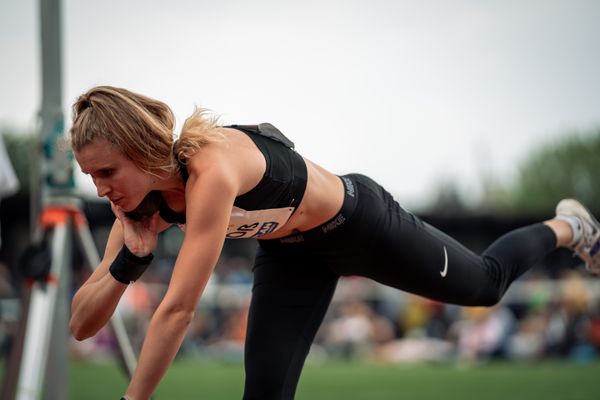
top-left (485, 128), bottom-right (600, 217)
top-left (1, 128), bottom-right (38, 194)
top-left (428, 178), bottom-right (467, 215)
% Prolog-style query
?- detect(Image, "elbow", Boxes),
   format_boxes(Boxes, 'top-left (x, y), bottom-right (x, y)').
top-left (157, 303), bottom-right (196, 328)
top-left (70, 321), bottom-right (88, 341)
top-left (69, 316), bottom-right (96, 341)
top-left (70, 323), bottom-right (88, 341)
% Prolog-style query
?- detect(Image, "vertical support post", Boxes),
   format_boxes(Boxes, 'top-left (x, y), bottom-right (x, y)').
top-left (44, 218), bottom-right (71, 400)
top-left (16, 218), bottom-right (69, 400)
top-left (39, 0), bottom-right (72, 193)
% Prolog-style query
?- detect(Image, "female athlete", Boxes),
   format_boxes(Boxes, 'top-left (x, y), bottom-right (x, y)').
top-left (68, 86), bottom-right (600, 400)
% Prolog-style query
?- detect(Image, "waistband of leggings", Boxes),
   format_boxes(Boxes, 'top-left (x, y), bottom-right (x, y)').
top-left (274, 174), bottom-right (359, 244)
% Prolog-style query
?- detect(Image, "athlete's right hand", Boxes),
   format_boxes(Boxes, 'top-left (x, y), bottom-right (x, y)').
top-left (111, 202), bottom-right (159, 257)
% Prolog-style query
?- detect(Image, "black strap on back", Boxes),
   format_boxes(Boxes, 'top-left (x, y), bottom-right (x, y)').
top-left (226, 123), bottom-right (295, 149)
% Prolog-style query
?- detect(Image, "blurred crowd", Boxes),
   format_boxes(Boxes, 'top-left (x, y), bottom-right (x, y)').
top-left (64, 255), bottom-right (600, 365)
top-left (317, 271), bottom-right (600, 364)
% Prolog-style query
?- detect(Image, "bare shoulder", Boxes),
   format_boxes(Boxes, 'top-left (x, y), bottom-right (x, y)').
top-left (184, 128), bottom-right (266, 197)
top-left (185, 141), bottom-right (237, 187)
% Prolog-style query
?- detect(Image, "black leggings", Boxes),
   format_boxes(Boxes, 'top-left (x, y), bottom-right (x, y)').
top-left (243, 174), bottom-right (557, 399)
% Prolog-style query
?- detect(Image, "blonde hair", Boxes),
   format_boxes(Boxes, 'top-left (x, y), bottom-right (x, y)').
top-left (70, 85), bottom-right (222, 175)
top-left (176, 107), bottom-right (224, 163)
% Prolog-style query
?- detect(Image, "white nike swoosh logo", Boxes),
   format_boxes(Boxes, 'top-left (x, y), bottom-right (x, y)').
top-left (440, 246), bottom-right (448, 277)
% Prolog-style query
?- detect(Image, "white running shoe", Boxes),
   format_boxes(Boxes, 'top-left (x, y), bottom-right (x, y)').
top-left (556, 198), bottom-right (600, 274)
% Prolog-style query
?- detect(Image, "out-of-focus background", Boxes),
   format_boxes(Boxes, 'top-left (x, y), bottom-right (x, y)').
top-left (1, 0), bottom-right (600, 399)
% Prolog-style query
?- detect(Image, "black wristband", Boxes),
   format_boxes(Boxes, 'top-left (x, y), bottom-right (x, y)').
top-left (109, 245), bottom-right (154, 284)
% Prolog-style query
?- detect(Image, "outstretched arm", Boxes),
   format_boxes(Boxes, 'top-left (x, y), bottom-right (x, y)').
top-left (124, 163), bottom-right (238, 400)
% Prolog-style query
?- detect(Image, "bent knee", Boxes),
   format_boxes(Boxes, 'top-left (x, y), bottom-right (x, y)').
top-left (476, 293), bottom-right (502, 307)
top-left (471, 285), bottom-right (505, 307)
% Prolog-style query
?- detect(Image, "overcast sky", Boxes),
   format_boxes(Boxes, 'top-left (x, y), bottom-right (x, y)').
top-left (2, 0), bottom-right (600, 209)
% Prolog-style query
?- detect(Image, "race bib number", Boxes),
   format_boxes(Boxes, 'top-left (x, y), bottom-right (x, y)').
top-left (226, 206), bottom-right (294, 239)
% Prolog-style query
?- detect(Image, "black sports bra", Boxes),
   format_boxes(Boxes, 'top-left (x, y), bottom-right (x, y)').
top-left (126, 123), bottom-right (308, 239)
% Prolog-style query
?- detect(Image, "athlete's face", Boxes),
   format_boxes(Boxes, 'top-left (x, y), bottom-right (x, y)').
top-left (74, 138), bottom-right (152, 212)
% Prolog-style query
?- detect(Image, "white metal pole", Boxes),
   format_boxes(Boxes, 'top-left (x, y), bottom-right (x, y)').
top-left (16, 223), bottom-right (68, 400)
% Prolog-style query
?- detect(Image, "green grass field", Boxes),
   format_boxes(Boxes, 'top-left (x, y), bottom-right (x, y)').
top-left (68, 359), bottom-right (600, 400)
